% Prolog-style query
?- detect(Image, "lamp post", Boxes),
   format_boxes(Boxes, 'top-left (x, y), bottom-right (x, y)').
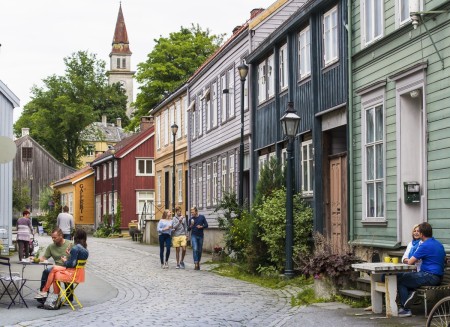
top-left (280, 101), bottom-right (301, 278)
top-left (29, 175), bottom-right (33, 213)
top-left (237, 61), bottom-right (249, 208)
top-left (110, 149), bottom-right (116, 229)
top-left (171, 123), bottom-right (178, 213)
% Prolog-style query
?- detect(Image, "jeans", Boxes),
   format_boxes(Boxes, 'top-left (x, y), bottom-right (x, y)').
top-left (397, 271), bottom-right (442, 306)
top-left (191, 235), bottom-right (204, 263)
top-left (159, 234), bottom-right (171, 264)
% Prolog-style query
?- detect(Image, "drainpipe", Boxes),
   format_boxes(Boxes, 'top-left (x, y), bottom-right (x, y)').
top-left (347, 0), bottom-right (354, 242)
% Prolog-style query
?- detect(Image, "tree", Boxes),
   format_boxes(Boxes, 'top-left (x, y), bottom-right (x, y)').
top-left (130, 24), bottom-right (223, 129)
top-left (14, 51), bottom-right (128, 168)
top-left (12, 180), bottom-right (30, 215)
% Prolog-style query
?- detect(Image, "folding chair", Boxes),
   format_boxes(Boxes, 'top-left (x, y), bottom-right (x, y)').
top-left (55, 259), bottom-right (87, 310)
top-left (0, 256), bottom-right (28, 309)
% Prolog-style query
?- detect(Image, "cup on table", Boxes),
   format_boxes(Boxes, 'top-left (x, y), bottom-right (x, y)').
top-left (391, 257), bottom-right (399, 264)
top-left (384, 256), bottom-right (391, 263)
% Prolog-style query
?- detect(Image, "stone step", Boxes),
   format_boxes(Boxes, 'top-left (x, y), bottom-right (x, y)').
top-left (357, 276), bottom-right (370, 284)
top-left (338, 289), bottom-right (370, 299)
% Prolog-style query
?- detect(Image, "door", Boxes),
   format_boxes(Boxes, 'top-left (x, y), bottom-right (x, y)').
top-left (329, 155), bottom-right (348, 253)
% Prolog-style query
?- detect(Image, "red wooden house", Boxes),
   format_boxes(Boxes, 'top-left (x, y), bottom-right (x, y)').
top-left (91, 117), bottom-right (155, 232)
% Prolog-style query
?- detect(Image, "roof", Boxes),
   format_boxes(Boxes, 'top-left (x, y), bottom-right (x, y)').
top-left (81, 122), bottom-right (131, 143)
top-left (110, 4), bottom-right (132, 55)
top-left (53, 165), bottom-right (93, 187)
top-left (0, 80), bottom-right (20, 108)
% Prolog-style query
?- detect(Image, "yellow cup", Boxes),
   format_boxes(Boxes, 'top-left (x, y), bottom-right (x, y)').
top-left (384, 256), bottom-right (391, 263)
top-left (392, 257), bottom-right (399, 264)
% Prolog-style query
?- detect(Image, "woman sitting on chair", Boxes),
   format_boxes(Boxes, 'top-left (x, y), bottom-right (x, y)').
top-left (35, 229), bottom-right (89, 298)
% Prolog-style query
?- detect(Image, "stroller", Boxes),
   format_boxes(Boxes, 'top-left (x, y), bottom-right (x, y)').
top-left (21, 234), bottom-right (39, 258)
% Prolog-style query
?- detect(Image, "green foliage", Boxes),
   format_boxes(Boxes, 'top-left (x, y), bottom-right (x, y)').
top-left (12, 180), bottom-right (31, 215)
top-left (38, 186), bottom-right (54, 213)
top-left (254, 188), bottom-right (313, 271)
top-left (94, 200), bottom-right (121, 238)
top-left (14, 51), bottom-right (128, 168)
top-left (254, 156), bottom-right (285, 206)
top-left (113, 201), bottom-right (122, 234)
top-left (41, 189), bottom-right (62, 233)
top-left (93, 219), bottom-right (112, 238)
top-left (131, 25), bottom-right (223, 130)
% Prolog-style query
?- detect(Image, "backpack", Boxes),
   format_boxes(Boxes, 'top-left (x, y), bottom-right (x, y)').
top-left (43, 293), bottom-right (61, 310)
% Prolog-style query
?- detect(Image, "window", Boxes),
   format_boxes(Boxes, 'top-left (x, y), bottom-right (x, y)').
top-left (114, 161), bottom-right (117, 178)
top-left (96, 167), bottom-right (100, 181)
top-left (298, 26), bottom-right (311, 78)
top-left (137, 191), bottom-right (154, 219)
top-left (198, 95), bottom-right (203, 136)
top-left (136, 159), bottom-right (154, 176)
top-left (281, 148), bottom-right (287, 167)
top-left (103, 164), bottom-right (107, 180)
top-left (221, 74), bottom-right (227, 122)
top-left (397, 0), bottom-right (413, 26)
top-left (301, 140), bottom-right (314, 195)
top-left (157, 172), bottom-right (162, 205)
top-left (229, 154), bottom-right (235, 193)
top-left (176, 100), bottom-right (181, 139)
top-left (364, 104), bottom-right (384, 219)
top-left (192, 101), bottom-right (197, 140)
top-left (108, 162), bottom-right (113, 179)
top-left (258, 155), bottom-right (268, 177)
top-left (279, 44), bottom-right (288, 90)
top-left (122, 58), bottom-right (126, 69)
top-left (228, 68), bottom-right (235, 117)
top-left (257, 55), bottom-right (275, 104)
top-left (323, 6), bottom-right (338, 65)
top-left (22, 147), bottom-right (32, 161)
top-left (183, 96), bottom-right (188, 136)
top-left (178, 166), bottom-right (183, 203)
top-left (116, 58), bottom-right (120, 69)
top-left (95, 195), bottom-right (101, 221)
top-left (86, 144), bottom-right (95, 156)
top-left (222, 157), bottom-right (227, 196)
top-left (244, 76), bottom-right (249, 110)
top-left (205, 91), bottom-right (211, 131)
top-left (103, 193), bottom-right (107, 216)
top-left (164, 110), bottom-right (169, 145)
top-left (170, 105), bottom-right (175, 141)
top-left (156, 115), bottom-right (161, 149)
top-left (109, 191), bottom-right (117, 215)
top-left (213, 161), bottom-right (217, 205)
top-left (258, 61), bottom-right (267, 104)
top-left (192, 168), bottom-right (197, 206)
top-left (198, 165), bottom-right (203, 208)
top-left (206, 163), bottom-right (211, 206)
top-left (361, 0), bottom-right (383, 46)
top-left (212, 82), bottom-right (218, 128)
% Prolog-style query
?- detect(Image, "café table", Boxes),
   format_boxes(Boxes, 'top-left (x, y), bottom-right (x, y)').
top-left (352, 262), bottom-right (416, 317)
top-left (19, 260), bottom-right (53, 299)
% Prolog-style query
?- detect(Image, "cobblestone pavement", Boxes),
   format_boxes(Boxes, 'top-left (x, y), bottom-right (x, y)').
top-left (3, 235), bottom-right (427, 327)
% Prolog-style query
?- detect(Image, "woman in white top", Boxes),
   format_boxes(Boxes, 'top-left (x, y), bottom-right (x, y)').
top-left (157, 209), bottom-right (173, 269)
top-left (402, 224), bottom-right (422, 271)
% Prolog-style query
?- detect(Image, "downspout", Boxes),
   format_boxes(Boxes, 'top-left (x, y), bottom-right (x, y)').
top-left (347, 0), bottom-right (354, 242)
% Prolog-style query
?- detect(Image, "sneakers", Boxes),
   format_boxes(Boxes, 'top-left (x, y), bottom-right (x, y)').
top-left (161, 263), bottom-right (164, 269)
top-left (176, 264), bottom-right (180, 269)
top-left (404, 291), bottom-right (416, 309)
top-left (194, 262), bottom-right (200, 270)
top-left (180, 262), bottom-right (185, 269)
top-left (34, 291), bottom-right (47, 299)
top-left (164, 262), bottom-right (169, 269)
top-left (398, 308), bottom-right (412, 317)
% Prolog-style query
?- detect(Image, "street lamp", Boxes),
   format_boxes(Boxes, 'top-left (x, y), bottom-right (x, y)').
top-left (29, 175), bottom-right (33, 213)
top-left (171, 123), bottom-right (178, 213)
top-left (280, 101), bottom-right (301, 278)
top-left (110, 149), bottom-right (116, 229)
top-left (237, 61), bottom-right (249, 208)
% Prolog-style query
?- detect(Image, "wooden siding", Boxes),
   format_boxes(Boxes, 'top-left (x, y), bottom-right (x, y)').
top-left (351, 1), bottom-right (450, 248)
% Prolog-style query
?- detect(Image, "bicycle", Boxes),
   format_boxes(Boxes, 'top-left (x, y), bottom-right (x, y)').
top-left (426, 295), bottom-right (450, 327)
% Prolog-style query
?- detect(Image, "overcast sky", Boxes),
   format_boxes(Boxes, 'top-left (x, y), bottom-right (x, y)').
top-left (0, 0), bottom-right (275, 123)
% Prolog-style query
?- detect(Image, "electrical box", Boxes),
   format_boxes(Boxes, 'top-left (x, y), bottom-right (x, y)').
top-left (404, 182), bottom-right (420, 204)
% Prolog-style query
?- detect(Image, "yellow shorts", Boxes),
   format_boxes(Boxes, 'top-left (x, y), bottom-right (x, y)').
top-left (172, 235), bottom-right (187, 247)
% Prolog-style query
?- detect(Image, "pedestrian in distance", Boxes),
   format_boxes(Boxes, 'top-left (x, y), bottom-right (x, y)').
top-left (35, 229), bottom-right (89, 299)
top-left (189, 206), bottom-right (208, 271)
top-left (172, 206), bottom-right (188, 269)
top-left (397, 222), bottom-right (446, 317)
top-left (17, 210), bottom-right (33, 261)
top-left (157, 209), bottom-right (173, 269)
top-left (57, 205), bottom-right (74, 240)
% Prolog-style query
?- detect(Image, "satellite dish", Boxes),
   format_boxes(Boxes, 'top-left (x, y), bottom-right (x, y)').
top-left (0, 136), bottom-right (17, 163)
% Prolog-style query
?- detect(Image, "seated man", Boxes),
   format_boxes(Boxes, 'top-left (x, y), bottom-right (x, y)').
top-left (36, 228), bottom-right (72, 302)
top-left (397, 222), bottom-right (446, 317)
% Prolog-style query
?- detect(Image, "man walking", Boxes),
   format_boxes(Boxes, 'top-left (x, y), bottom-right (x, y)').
top-left (189, 207), bottom-right (208, 270)
top-left (172, 206), bottom-right (187, 269)
top-left (397, 222), bottom-right (446, 317)
top-left (57, 205), bottom-right (74, 240)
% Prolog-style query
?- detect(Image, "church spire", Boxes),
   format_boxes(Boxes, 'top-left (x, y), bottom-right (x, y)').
top-left (111, 3), bottom-right (132, 55)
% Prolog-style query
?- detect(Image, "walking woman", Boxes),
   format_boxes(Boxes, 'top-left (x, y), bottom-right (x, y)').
top-left (17, 210), bottom-right (33, 261)
top-left (157, 209), bottom-right (173, 269)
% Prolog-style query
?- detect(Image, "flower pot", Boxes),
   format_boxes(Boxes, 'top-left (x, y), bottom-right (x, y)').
top-left (314, 275), bottom-right (338, 299)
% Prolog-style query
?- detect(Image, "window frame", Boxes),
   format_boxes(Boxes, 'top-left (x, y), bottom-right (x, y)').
top-left (323, 6), bottom-right (339, 66)
top-left (361, 0), bottom-right (384, 47)
top-left (136, 158), bottom-right (154, 176)
top-left (229, 154), bottom-right (235, 193)
top-left (298, 26), bottom-right (311, 79)
top-left (177, 166), bottom-right (183, 203)
top-left (301, 140), bottom-right (314, 196)
top-left (198, 164), bottom-right (203, 208)
top-left (279, 44), bottom-right (288, 91)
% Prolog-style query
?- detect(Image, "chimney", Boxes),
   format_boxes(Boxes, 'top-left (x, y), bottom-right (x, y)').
top-left (102, 115), bottom-right (107, 127)
top-left (116, 118), bottom-right (122, 128)
top-left (250, 8), bottom-right (264, 20)
top-left (140, 116), bottom-right (154, 131)
top-left (232, 26), bottom-right (242, 34)
top-left (22, 128), bottom-right (30, 137)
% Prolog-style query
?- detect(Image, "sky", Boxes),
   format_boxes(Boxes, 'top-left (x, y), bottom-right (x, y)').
top-left (0, 0), bottom-right (276, 123)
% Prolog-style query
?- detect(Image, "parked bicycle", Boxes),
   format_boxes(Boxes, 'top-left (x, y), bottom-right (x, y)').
top-left (426, 295), bottom-right (450, 327)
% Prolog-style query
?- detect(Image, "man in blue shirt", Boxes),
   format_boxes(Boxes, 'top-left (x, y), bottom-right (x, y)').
top-left (397, 222), bottom-right (446, 317)
top-left (189, 207), bottom-right (208, 270)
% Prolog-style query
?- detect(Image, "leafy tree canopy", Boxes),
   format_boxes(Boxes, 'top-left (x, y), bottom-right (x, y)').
top-left (14, 51), bottom-right (128, 168)
top-left (130, 24), bottom-right (223, 130)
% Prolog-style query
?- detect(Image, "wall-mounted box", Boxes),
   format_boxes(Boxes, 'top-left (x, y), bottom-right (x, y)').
top-left (404, 182), bottom-right (420, 204)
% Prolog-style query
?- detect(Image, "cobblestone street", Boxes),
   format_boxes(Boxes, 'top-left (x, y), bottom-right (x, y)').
top-left (1, 235), bottom-right (427, 327)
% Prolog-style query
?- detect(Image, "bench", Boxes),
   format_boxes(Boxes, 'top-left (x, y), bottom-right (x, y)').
top-left (416, 261), bottom-right (450, 317)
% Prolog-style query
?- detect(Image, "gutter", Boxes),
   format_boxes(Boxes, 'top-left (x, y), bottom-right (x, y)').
top-left (348, 0), bottom-right (354, 242)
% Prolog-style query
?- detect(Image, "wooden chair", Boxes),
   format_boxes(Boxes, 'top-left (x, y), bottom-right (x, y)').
top-left (55, 259), bottom-right (87, 310)
top-left (0, 256), bottom-right (28, 309)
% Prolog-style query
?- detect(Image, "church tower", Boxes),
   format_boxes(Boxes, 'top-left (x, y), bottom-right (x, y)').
top-left (108, 3), bottom-right (135, 118)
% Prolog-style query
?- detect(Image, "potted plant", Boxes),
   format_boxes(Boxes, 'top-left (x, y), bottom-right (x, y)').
top-left (212, 246), bottom-right (224, 262)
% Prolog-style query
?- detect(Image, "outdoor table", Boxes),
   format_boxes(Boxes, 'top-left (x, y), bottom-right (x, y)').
top-left (352, 262), bottom-right (416, 317)
top-left (19, 260), bottom-right (53, 299)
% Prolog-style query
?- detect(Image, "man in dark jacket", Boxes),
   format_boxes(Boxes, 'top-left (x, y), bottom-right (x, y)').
top-left (189, 207), bottom-right (208, 270)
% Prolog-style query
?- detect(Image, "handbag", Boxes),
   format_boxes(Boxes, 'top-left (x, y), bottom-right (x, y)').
top-left (43, 293), bottom-right (61, 310)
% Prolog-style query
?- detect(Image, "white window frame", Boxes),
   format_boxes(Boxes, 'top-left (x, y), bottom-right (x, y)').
top-left (176, 100), bottom-right (181, 139)
top-left (279, 44), bottom-right (288, 91)
top-left (109, 191), bottom-right (117, 215)
top-left (360, 87), bottom-right (386, 221)
top-left (95, 195), bottom-right (101, 221)
top-left (244, 76), bottom-right (249, 110)
top-left (323, 6), bottom-right (339, 66)
top-left (229, 154), bottom-right (235, 193)
top-left (221, 74), bottom-right (228, 122)
top-left (183, 96), bottom-right (188, 136)
top-left (206, 163), bottom-right (211, 206)
top-left (136, 158), bottom-right (154, 176)
top-left (169, 105), bottom-right (175, 142)
top-left (258, 155), bottom-right (268, 177)
top-left (213, 160), bottom-right (217, 205)
top-left (102, 164), bottom-right (107, 180)
top-left (361, 0), bottom-right (384, 47)
top-left (192, 168), bottom-right (197, 207)
top-left (301, 140), bottom-right (314, 196)
top-left (267, 54), bottom-right (275, 98)
top-left (178, 166), bottom-right (183, 203)
top-left (198, 165), bottom-right (203, 208)
top-left (298, 26), bottom-right (311, 79)
top-left (258, 61), bottom-right (267, 104)
top-left (108, 162), bottom-right (113, 179)
top-left (164, 110), bottom-right (169, 145)
top-left (113, 160), bottom-right (117, 178)
top-left (136, 191), bottom-right (154, 219)
top-left (103, 193), bottom-right (107, 216)
top-left (198, 95), bottom-right (203, 136)
top-left (212, 81), bottom-right (218, 128)
top-left (222, 157), bottom-right (227, 196)
top-left (156, 115), bottom-right (161, 149)
top-left (157, 172), bottom-right (162, 205)
top-left (228, 68), bottom-right (235, 117)
top-left (96, 167), bottom-right (100, 181)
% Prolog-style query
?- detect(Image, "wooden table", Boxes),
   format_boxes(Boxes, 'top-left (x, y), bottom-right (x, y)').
top-left (352, 262), bottom-right (417, 317)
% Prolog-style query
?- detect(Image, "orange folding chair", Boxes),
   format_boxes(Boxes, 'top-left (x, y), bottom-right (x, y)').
top-left (55, 259), bottom-right (87, 310)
